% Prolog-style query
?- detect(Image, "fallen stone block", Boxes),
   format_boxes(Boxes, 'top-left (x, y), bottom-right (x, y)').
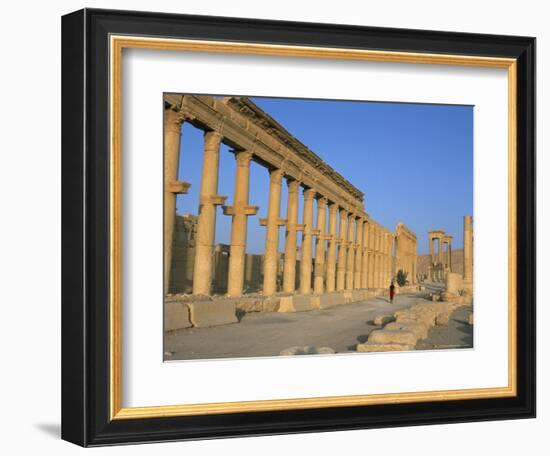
top-left (385, 321), bottom-right (430, 340)
top-left (164, 301), bottom-right (192, 331)
top-left (318, 292), bottom-right (346, 309)
top-left (280, 346), bottom-right (335, 356)
top-left (368, 329), bottom-right (418, 346)
top-left (187, 300), bottom-right (238, 327)
top-left (357, 342), bottom-right (414, 352)
top-left (374, 314), bottom-right (395, 326)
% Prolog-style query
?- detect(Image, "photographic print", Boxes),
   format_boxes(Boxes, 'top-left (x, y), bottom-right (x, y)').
top-left (163, 94), bottom-right (474, 360)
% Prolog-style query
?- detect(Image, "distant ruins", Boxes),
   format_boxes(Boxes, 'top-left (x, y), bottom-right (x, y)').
top-left (164, 94), bottom-right (422, 328)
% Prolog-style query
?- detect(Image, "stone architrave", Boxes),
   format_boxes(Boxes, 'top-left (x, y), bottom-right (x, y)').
top-left (345, 213), bottom-right (356, 290)
top-left (283, 179), bottom-right (303, 293)
top-left (261, 168), bottom-right (286, 296)
top-left (223, 151), bottom-right (258, 296)
top-left (314, 197), bottom-right (328, 294)
top-left (336, 208), bottom-right (348, 291)
top-left (354, 218), bottom-right (364, 289)
top-left (325, 203), bottom-right (338, 292)
top-left (193, 131), bottom-right (227, 296)
top-left (300, 188), bottom-right (317, 294)
top-left (164, 108), bottom-right (191, 295)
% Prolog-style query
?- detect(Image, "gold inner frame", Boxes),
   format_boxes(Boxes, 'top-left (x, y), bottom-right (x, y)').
top-left (109, 35), bottom-right (518, 420)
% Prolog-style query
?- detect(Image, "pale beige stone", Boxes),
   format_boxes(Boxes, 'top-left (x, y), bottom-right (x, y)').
top-left (325, 203), bottom-right (338, 292)
top-left (336, 209), bottom-right (348, 291)
top-left (373, 314), bottom-right (395, 326)
top-left (314, 197), bottom-right (328, 294)
top-left (278, 295), bottom-right (316, 312)
top-left (300, 188), bottom-right (316, 294)
top-left (385, 321), bottom-right (430, 340)
top-left (193, 131), bottom-right (226, 295)
top-left (283, 179), bottom-right (300, 293)
top-left (446, 272), bottom-right (463, 295)
top-left (262, 169), bottom-right (285, 296)
top-left (463, 216), bottom-right (474, 293)
top-left (225, 151), bottom-right (257, 297)
top-left (368, 329), bottom-right (418, 346)
top-left (187, 300), bottom-right (238, 327)
top-left (164, 301), bottom-right (192, 331)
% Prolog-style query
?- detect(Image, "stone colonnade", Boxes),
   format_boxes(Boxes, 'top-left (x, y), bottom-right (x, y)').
top-left (164, 94), bottom-right (396, 297)
top-left (395, 223), bottom-right (417, 284)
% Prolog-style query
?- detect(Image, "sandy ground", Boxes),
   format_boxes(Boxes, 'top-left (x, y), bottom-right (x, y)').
top-left (164, 290), bottom-right (473, 361)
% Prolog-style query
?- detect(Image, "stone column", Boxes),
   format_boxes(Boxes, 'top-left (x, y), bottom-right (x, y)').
top-left (299, 188), bottom-right (316, 294)
top-left (314, 197), bottom-right (328, 294)
top-left (361, 220), bottom-right (369, 288)
top-left (261, 169), bottom-right (286, 296)
top-left (283, 179), bottom-right (302, 293)
top-left (438, 236), bottom-right (444, 263)
top-left (354, 218), bottom-right (363, 289)
top-left (367, 223), bottom-right (375, 288)
top-left (463, 215), bottom-right (473, 293)
top-left (429, 237), bottom-right (434, 264)
top-left (345, 213), bottom-right (355, 290)
top-left (223, 151), bottom-right (258, 297)
top-left (447, 240), bottom-right (453, 272)
top-left (336, 208), bottom-right (348, 291)
top-left (193, 131), bottom-right (227, 296)
top-left (325, 203), bottom-right (338, 292)
top-left (164, 108), bottom-right (191, 295)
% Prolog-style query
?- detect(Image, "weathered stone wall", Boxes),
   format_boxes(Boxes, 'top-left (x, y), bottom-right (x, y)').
top-left (417, 249), bottom-right (464, 277)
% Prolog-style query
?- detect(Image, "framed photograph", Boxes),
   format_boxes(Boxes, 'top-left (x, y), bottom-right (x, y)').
top-left (61, 8), bottom-right (535, 446)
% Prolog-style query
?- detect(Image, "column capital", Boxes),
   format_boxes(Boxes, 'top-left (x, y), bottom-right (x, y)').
top-left (164, 107), bottom-right (193, 134)
top-left (234, 150), bottom-right (254, 166)
top-left (222, 204), bottom-right (259, 216)
top-left (286, 178), bottom-right (301, 192)
top-left (167, 181), bottom-right (191, 194)
top-left (269, 168), bottom-right (285, 182)
top-left (200, 195), bottom-right (228, 206)
top-left (316, 196), bottom-right (328, 207)
top-left (303, 188), bottom-right (316, 200)
top-left (204, 129), bottom-right (223, 150)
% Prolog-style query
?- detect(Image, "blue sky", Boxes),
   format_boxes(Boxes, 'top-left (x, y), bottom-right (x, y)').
top-left (175, 97), bottom-right (473, 255)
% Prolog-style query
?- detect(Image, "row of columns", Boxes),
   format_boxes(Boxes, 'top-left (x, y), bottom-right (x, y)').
top-left (164, 111), bottom-right (394, 297)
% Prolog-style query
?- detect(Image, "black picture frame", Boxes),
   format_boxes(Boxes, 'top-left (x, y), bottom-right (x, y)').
top-left (62, 8), bottom-right (536, 447)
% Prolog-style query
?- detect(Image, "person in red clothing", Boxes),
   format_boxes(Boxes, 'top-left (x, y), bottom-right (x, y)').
top-left (389, 281), bottom-right (396, 303)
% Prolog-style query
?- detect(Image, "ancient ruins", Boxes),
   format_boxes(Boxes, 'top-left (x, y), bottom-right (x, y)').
top-left (163, 94), bottom-right (473, 342)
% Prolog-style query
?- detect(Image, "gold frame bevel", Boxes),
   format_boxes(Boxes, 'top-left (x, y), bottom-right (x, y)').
top-left (109, 35), bottom-right (518, 420)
